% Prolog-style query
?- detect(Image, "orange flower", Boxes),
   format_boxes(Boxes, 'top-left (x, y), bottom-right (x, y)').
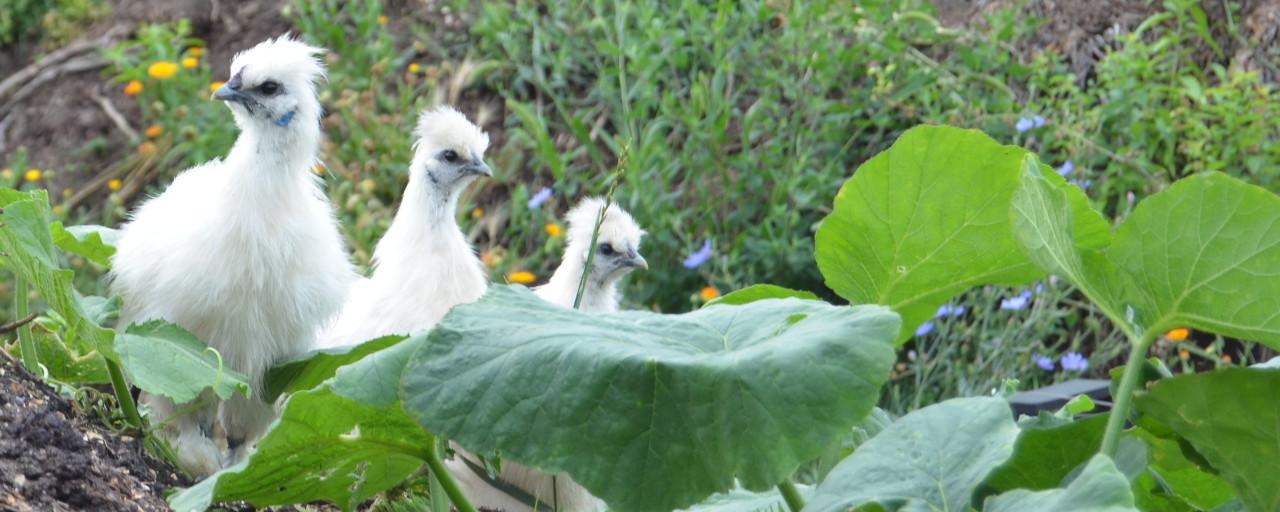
top-left (108, 179), bottom-right (122, 191)
top-left (145, 125), bottom-right (163, 138)
top-left (545, 223), bottom-right (562, 237)
top-left (124, 80), bottom-right (143, 96)
top-left (481, 251), bottom-right (498, 268)
top-left (148, 61), bottom-right (179, 80)
top-left (509, 271), bottom-right (536, 284)
top-left (1222, 354), bottom-right (1233, 364)
top-left (181, 57), bottom-right (198, 69)
top-left (699, 286), bottom-right (721, 301)
top-left (1179, 349), bottom-right (1190, 360)
top-left (138, 142), bottom-right (157, 156)
top-left (1166, 328), bottom-right (1190, 342)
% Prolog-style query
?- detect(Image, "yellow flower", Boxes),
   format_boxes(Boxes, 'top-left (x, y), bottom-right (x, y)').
top-left (471, 207), bottom-right (484, 219)
top-left (182, 57), bottom-right (198, 69)
top-left (187, 47), bottom-right (204, 58)
top-left (124, 80), bottom-right (143, 96)
top-left (509, 271), bottom-right (536, 284)
top-left (145, 125), bottom-right (163, 138)
top-left (108, 179), bottom-right (122, 191)
top-left (209, 81), bottom-right (225, 93)
top-left (313, 164), bottom-right (325, 175)
top-left (545, 223), bottom-right (562, 237)
top-left (408, 62), bottom-right (421, 74)
top-left (377, 15), bottom-right (388, 25)
top-left (138, 141), bottom-right (157, 157)
top-left (23, 169), bottom-right (41, 182)
top-left (52, 205), bottom-right (65, 215)
top-left (1166, 328), bottom-right (1190, 342)
top-left (148, 61), bottom-right (178, 80)
top-left (699, 286), bottom-right (721, 301)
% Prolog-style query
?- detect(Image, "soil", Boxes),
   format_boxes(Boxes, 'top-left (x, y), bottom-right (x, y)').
top-left (0, 352), bottom-right (185, 512)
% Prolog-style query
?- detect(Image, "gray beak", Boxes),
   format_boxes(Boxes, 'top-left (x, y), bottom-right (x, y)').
top-left (624, 250), bottom-right (648, 270)
top-left (213, 83), bottom-right (250, 104)
top-left (463, 161), bottom-right (493, 177)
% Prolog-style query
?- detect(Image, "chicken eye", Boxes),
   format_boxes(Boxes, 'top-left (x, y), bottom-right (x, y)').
top-left (597, 243), bottom-right (616, 256)
top-left (441, 150), bottom-right (459, 163)
top-left (258, 81), bottom-right (280, 96)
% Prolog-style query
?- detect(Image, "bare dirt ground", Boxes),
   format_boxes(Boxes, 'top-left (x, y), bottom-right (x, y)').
top-left (0, 352), bottom-right (184, 511)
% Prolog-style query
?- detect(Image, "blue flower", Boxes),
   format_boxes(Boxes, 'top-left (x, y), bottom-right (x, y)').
top-left (915, 321), bottom-right (934, 337)
top-left (1034, 354), bottom-right (1055, 371)
top-left (1033, 115), bottom-right (1046, 128)
top-left (935, 304), bottom-right (966, 318)
top-left (1000, 290), bottom-right (1033, 311)
top-left (1061, 352), bottom-right (1089, 371)
top-left (1015, 117), bottom-right (1034, 132)
top-left (1069, 179), bottom-right (1093, 191)
top-left (682, 240), bottom-right (713, 269)
top-left (527, 187), bottom-right (553, 209)
top-left (1056, 160), bottom-right (1074, 176)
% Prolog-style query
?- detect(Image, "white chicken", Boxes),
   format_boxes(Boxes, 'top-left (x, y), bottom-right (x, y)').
top-left (315, 105), bottom-right (491, 349)
top-left (448, 197), bottom-right (647, 512)
top-left (110, 35), bottom-right (355, 476)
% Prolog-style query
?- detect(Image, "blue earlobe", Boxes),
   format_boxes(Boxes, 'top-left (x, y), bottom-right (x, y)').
top-left (274, 111), bottom-right (296, 127)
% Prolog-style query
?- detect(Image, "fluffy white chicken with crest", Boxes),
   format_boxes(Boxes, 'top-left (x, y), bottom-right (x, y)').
top-left (448, 197), bottom-right (647, 512)
top-left (110, 35), bottom-right (355, 476)
top-left (315, 105), bottom-right (491, 349)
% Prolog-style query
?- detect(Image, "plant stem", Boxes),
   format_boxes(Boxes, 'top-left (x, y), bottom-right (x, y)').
top-left (1100, 340), bottom-right (1150, 456)
top-left (14, 277), bottom-right (38, 371)
top-left (777, 479), bottom-right (805, 512)
top-left (423, 438), bottom-right (477, 512)
top-left (572, 145), bottom-right (630, 309)
top-left (106, 359), bottom-right (143, 429)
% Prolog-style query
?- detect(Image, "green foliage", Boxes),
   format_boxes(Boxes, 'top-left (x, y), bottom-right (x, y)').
top-left (1135, 369), bottom-right (1280, 512)
top-left (50, 223), bottom-right (117, 267)
top-left (703, 284), bottom-right (818, 307)
top-left (807, 397), bottom-right (1018, 511)
top-left (982, 455), bottom-right (1137, 512)
top-left (115, 320), bottom-right (250, 403)
top-left (401, 285), bottom-right (898, 511)
top-left (264, 334), bottom-right (405, 402)
top-left (0, 0), bottom-right (52, 44)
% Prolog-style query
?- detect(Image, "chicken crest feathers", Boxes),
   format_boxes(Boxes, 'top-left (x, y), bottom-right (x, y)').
top-left (565, 197), bottom-right (645, 248)
top-left (414, 105), bottom-right (490, 155)
top-left (230, 33), bottom-right (327, 85)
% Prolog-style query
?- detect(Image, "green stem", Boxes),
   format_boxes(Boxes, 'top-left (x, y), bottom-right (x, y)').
top-left (1100, 339), bottom-right (1150, 456)
top-left (777, 479), bottom-right (805, 512)
top-left (424, 438), bottom-right (477, 512)
top-left (106, 359), bottom-right (143, 429)
top-left (14, 277), bottom-right (38, 371)
top-left (572, 145), bottom-right (630, 310)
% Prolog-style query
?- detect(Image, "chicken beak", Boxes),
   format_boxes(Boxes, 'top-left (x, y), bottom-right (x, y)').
top-left (463, 161), bottom-right (493, 177)
top-left (625, 252), bottom-right (648, 270)
top-left (213, 83), bottom-right (249, 104)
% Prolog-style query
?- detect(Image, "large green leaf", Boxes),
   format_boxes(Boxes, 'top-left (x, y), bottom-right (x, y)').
top-left (400, 285), bottom-right (899, 512)
top-left (1108, 173), bottom-right (1280, 343)
top-left (50, 223), bottom-right (118, 267)
top-left (1131, 427), bottom-right (1235, 511)
top-left (1134, 368), bottom-right (1280, 512)
top-left (704, 284), bottom-right (818, 307)
top-left (983, 455), bottom-right (1137, 512)
top-left (0, 189), bottom-right (115, 357)
top-left (264, 335), bottom-right (406, 402)
top-left (115, 320), bottom-right (250, 403)
top-left (815, 126), bottom-right (1106, 343)
top-left (805, 397), bottom-right (1018, 512)
top-left (169, 387), bottom-right (430, 511)
top-left (979, 414), bottom-right (1111, 497)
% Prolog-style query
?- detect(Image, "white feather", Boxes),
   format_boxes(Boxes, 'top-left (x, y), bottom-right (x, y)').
top-left (316, 105), bottom-right (490, 348)
top-left (449, 197), bottom-right (646, 512)
top-left (110, 35), bottom-right (355, 476)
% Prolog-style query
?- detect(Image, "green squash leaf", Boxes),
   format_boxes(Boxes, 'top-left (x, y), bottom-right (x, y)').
top-left (806, 397), bottom-right (1018, 512)
top-left (1131, 427), bottom-right (1235, 511)
top-left (115, 320), bottom-right (250, 403)
top-left (400, 285), bottom-right (898, 512)
top-left (1108, 173), bottom-right (1280, 343)
top-left (50, 223), bottom-right (119, 267)
top-left (1134, 368), bottom-right (1280, 512)
top-left (979, 414), bottom-right (1110, 498)
top-left (983, 455), bottom-right (1137, 512)
top-left (264, 335), bottom-right (406, 402)
top-left (168, 387), bottom-right (430, 511)
top-left (704, 284), bottom-right (818, 307)
top-left (816, 126), bottom-right (1105, 344)
top-left (0, 189), bottom-right (116, 358)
